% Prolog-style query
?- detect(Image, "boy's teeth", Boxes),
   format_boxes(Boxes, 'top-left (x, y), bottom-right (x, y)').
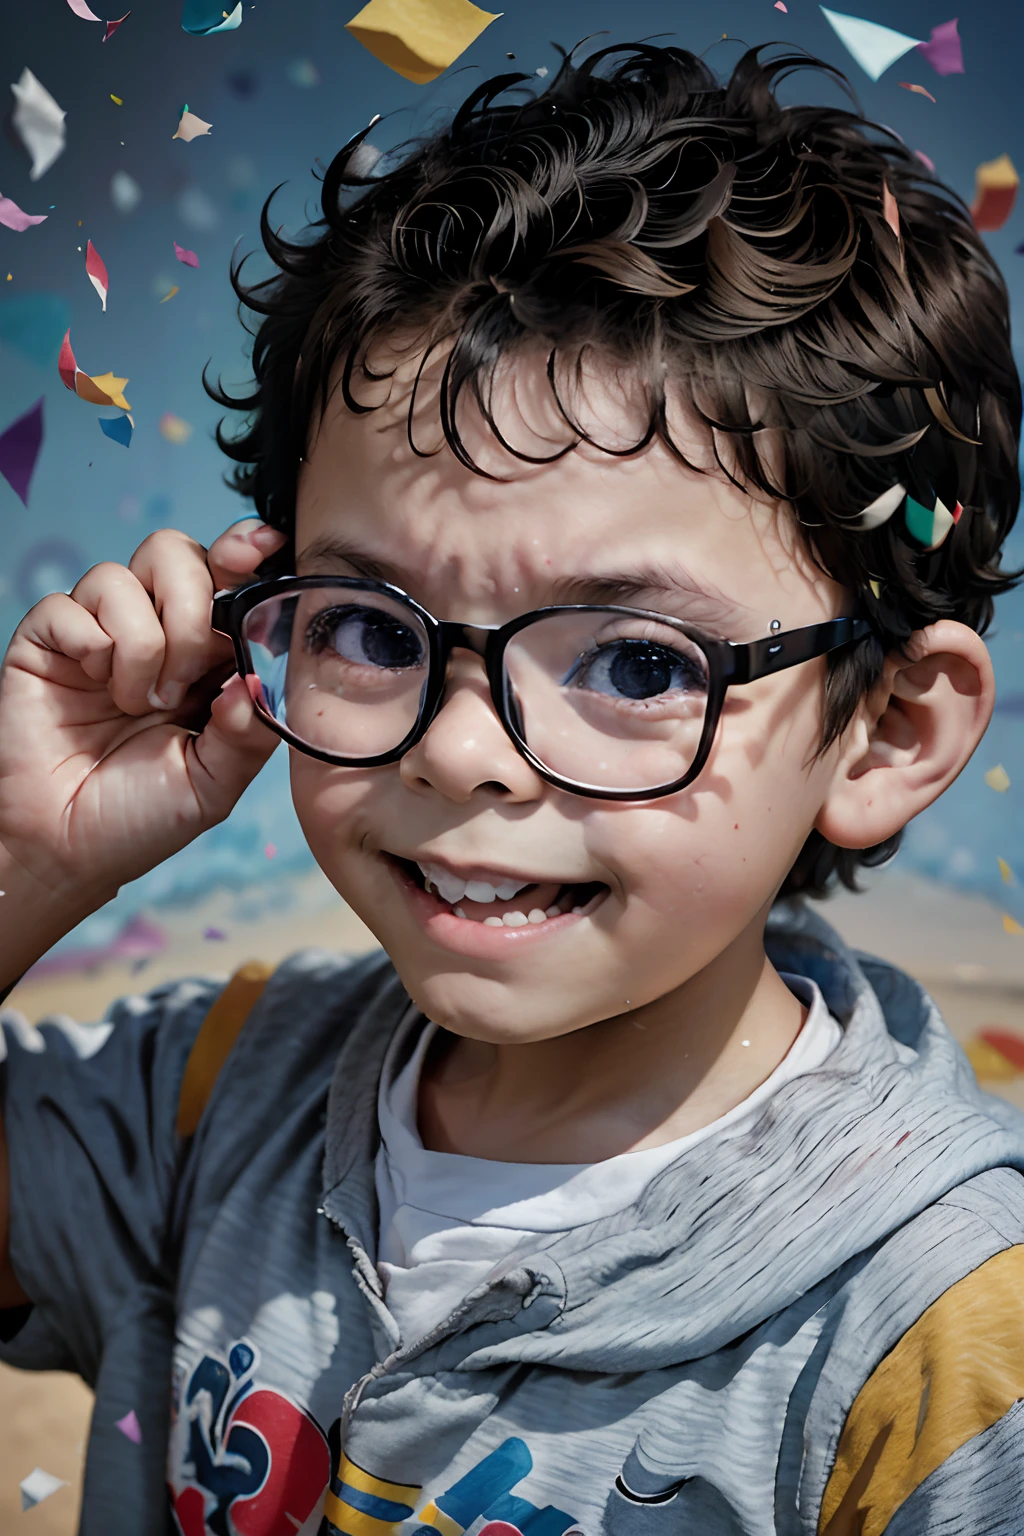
top-left (417, 862), bottom-right (530, 905)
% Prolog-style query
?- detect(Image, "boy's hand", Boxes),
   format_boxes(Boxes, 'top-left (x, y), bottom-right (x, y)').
top-left (0, 520), bottom-right (287, 906)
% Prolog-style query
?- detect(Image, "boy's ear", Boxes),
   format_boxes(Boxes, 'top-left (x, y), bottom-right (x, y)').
top-left (815, 620), bottom-right (995, 852)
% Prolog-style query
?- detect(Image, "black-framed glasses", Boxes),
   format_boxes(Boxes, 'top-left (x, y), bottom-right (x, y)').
top-left (211, 576), bottom-right (870, 801)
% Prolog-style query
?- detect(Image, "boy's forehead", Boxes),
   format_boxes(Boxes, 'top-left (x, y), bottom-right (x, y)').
top-left (297, 345), bottom-right (832, 613)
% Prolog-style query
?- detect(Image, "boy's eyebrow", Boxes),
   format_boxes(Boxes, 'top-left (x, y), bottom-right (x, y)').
top-left (296, 535), bottom-right (744, 627)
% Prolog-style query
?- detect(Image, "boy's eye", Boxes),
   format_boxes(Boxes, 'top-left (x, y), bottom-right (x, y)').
top-left (565, 639), bottom-right (707, 700)
top-left (307, 606), bottom-right (426, 670)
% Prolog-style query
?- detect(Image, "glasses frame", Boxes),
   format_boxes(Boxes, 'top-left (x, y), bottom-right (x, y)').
top-left (212, 575), bottom-right (871, 802)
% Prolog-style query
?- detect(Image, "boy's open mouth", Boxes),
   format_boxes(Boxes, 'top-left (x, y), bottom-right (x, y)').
top-left (387, 855), bottom-right (608, 927)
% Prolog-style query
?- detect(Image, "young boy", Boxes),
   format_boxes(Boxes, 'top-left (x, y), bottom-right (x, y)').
top-left (0, 38), bottom-right (1022, 1536)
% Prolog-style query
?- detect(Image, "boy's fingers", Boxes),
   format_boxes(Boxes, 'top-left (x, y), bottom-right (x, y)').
top-left (207, 521), bottom-right (287, 592)
top-left (185, 674), bottom-right (279, 821)
top-left (129, 530), bottom-right (232, 706)
top-left (69, 563), bottom-right (168, 716)
top-left (17, 593), bottom-right (115, 683)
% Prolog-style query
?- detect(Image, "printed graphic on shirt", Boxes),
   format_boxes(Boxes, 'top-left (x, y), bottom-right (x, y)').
top-left (325, 1437), bottom-right (582, 1536)
top-left (168, 1338), bottom-right (331, 1536)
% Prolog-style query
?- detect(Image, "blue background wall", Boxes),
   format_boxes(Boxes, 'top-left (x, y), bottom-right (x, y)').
top-left (2, 0), bottom-right (1023, 947)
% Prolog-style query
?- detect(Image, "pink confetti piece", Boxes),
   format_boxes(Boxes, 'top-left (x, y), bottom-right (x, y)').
top-left (203, 926), bottom-right (227, 941)
top-left (114, 1410), bottom-right (142, 1444)
top-left (0, 194), bottom-right (47, 231)
top-left (173, 240), bottom-right (199, 268)
top-left (66, 0), bottom-right (103, 18)
top-left (103, 10), bottom-right (130, 39)
top-left (774, 2), bottom-right (787, 10)
top-left (882, 179), bottom-right (900, 241)
top-left (264, 842), bottom-right (277, 859)
top-left (915, 17), bottom-right (964, 77)
top-left (86, 239), bottom-right (109, 311)
top-left (914, 149), bottom-right (936, 173)
top-left (898, 81), bottom-right (937, 103)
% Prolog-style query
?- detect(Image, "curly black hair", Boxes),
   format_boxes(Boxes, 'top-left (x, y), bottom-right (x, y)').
top-left (207, 39), bottom-right (1022, 900)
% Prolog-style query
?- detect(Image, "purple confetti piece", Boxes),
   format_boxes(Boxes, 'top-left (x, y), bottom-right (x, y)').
top-left (0, 397), bottom-right (44, 507)
top-left (0, 195), bottom-right (47, 232)
top-left (915, 18), bottom-right (964, 77)
top-left (203, 926), bottom-right (227, 940)
top-left (173, 240), bottom-right (199, 268)
top-left (115, 1409), bottom-right (142, 1444)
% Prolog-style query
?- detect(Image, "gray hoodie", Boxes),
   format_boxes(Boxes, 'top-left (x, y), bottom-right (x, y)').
top-left (2, 899), bottom-right (1024, 1536)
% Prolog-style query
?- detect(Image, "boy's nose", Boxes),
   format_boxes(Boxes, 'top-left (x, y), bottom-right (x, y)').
top-left (398, 650), bottom-right (544, 805)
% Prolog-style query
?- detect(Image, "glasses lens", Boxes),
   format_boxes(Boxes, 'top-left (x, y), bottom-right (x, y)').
top-left (503, 610), bottom-right (710, 792)
top-left (241, 585), bottom-right (429, 759)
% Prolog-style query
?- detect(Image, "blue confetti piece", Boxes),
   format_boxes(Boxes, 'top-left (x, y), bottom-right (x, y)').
top-left (99, 413), bottom-right (133, 448)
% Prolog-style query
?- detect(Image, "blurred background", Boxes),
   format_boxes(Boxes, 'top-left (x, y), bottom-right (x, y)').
top-left (1, 0), bottom-right (1024, 1526)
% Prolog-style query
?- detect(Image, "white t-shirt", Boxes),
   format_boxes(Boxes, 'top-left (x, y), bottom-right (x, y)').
top-left (375, 976), bottom-right (841, 1343)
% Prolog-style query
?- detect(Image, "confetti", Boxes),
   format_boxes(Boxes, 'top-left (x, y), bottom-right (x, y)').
top-left (0, 398), bottom-right (44, 506)
top-left (203, 926), bottom-right (227, 940)
top-left (999, 857), bottom-right (1016, 885)
top-left (0, 293), bottom-right (70, 365)
top-left (903, 494), bottom-right (960, 549)
top-left (1003, 914), bottom-right (1024, 936)
top-left (114, 1409), bottom-right (142, 1444)
top-left (979, 1028), bottom-right (1024, 1071)
top-left (159, 412), bottom-right (192, 443)
top-left (159, 285), bottom-right (180, 303)
top-left (110, 93), bottom-right (123, 105)
top-left (104, 11), bottom-right (131, 39)
top-left (964, 1035), bottom-right (1018, 1080)
top-left (173, 240), bottom-right (199, 268)
top-left (868, 579), bottom-right (881, 599)
top-left (915, 17), bottom-right (964, 76)
top-left (86, 240), bottom-right (109, 311)
top-left (899, 81), bottom-right (936, 103)
top-left (882, 179), bottom-right (900, 241)
top-left (287, 58), bottom-right (321, 86)
top-left (111, 170), bottom-right (141, 212)
top-left (173, 110), bottom-right (213, 142)
top-left (914, 149), bottom-right (936, 173)
top-left (66, 0), bottom-right (103, 18)
top-left (0, 193), bottom-right (47, 231)
top-left (818, 7), bottom-right (922, 81)
top-left (264, 842), bottom-right (277, 858)
top-left (535, 66), bottom-right (547, 77)
top-left (181, 0), bottom-right (242, 32)
top-left (58, 330), bottom-right (131, 410)
top-left (99, 413), bottom-right (132, 447)
top-left (986, 764), bottom-right (1011, 792)
top-left (345, 0), bottom-right (501, 84)
top-left (20, 1468), bottom-right (68, 1513)
top-left (11, 68), bottom-right (67, 180)
top-left (774, 1), bottom-right (787, 10)
top-left (970, 154), bottom-right (1018, 233)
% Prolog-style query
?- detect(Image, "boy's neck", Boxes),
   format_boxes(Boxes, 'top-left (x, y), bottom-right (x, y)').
top-left (417, 921), bottom-right (807, 1165)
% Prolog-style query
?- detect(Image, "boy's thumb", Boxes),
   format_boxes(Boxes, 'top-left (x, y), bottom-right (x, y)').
top-left (186, 674), bottom-right (279, 822)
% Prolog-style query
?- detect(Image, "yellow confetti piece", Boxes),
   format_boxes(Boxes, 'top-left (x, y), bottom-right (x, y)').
top-left (964, 1036), bottom-right (1019, 1081)
top-left (868, 579), bottom-right (881, 599)
top-left (971, 153), bottom-right (1019, 233)
top-left (159, 285), bottom-right (179, 303)
top-left (159, 412), bottom-right (193, 444)
top-left (110, 94), bottom-right (123, 105)
top-left (999, 857), bottom-right (1016, 885)
top-left (986, 764), bottom-right (1011, 792)
top-left (345, 0), bottom-right (501, 83)
top-left (1003, 913), bottom-right (1024, 936)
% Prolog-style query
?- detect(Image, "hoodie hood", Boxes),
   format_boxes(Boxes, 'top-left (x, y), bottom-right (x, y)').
top-left (322, 899), bottom-right (1024, 1374)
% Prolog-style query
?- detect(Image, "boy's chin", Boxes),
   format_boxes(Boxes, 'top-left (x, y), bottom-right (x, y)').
top-left (397, 964), bottom-right (603, 1045)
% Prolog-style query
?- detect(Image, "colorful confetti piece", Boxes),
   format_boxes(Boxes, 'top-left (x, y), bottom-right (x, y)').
top-left (970, 153), bottom-right (1018, 233)
top-left (986, 764), bottom-right (1011, 792)
top-left (173, 240), bottom-right (199, 268)
top-left (0, 397), bottom-right (44, 506)
top-left (345, 0), bottom-right (501, 84)
top-left (86, 239), bottom-right (109, 311)
top-left (159, 412), bottom-right (192, 443)
top-left (0, 194), bottom-right (47, 231)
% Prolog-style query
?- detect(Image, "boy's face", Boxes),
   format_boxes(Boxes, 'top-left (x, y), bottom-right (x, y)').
top-left (289, 350), bottom-right (849, 1040)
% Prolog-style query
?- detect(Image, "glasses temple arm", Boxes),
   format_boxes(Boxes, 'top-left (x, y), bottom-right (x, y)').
top-left (739, 617), bottom-right (872, 684)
